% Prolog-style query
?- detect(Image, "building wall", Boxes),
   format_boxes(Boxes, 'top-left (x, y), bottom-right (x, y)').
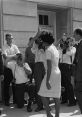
top-left (29, 0), bottom-right (82, 34)
top-left (38, 10), bottom-right (56, 39)
top-left (2, 0), bottom-right (38, 54)
top-left (56, 10), bottom-right (68, 40)
top-left (73, 8), bottom-right (82, 30)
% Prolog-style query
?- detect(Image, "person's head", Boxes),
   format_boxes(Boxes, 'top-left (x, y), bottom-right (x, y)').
top-left (5, 33), bottom-right (13, 46)
top-left (28, 37), bottom-right (34, 47)
top-left (73, 28), bottom-right (82, 41)
top-left (62, 33), bottom-right (67, 41)
top-left (68, 37), bottom-right (75, 46)
top-left (16, 53), bottom-right (23, 66)
top-left (38, 31), bottom-right (54, 50)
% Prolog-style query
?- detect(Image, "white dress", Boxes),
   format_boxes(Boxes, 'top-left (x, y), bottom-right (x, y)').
top-left (38, 44), bottom-right (61, 98)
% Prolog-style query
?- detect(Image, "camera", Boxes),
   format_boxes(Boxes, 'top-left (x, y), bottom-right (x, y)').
top-left (60, 38), bottom-right (70, 54)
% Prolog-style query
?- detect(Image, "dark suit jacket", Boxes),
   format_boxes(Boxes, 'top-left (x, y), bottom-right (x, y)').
top-left (0, 52), bottom-right (4, 75)
top-left (74, 40), bottom-right (82, 82)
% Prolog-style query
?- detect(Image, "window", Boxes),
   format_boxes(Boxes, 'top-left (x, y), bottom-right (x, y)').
top-left (39, 14), bottom-right (48, 25)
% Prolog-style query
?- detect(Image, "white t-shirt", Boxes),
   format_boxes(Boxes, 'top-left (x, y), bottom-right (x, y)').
top-left (7, 61), bottom-right (31, 84)
top-left (59, 46), bottom-right (76, 64)
top-left (3, 44), bottom-right (20, 56)
top-left (3, 44), bottom-right (20, 66)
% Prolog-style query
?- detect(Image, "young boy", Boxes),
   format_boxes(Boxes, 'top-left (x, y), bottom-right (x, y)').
top-left (7, 53), bottom-right (32, 108)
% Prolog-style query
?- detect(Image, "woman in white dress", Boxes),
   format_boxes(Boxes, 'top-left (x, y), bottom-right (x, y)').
top-left (38, 31), bottom-right (61, 117)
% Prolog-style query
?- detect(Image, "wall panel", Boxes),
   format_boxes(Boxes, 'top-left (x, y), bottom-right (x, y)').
top-left (3, 15), bottom-right (38, 32)
top-left (3, 0), bottom-right (37, 17)
top-left (73, 9), bottom-right (82, 21)
top-left (73, 21), bottom-right (82, 31)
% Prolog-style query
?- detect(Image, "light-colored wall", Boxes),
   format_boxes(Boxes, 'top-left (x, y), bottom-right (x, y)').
top-left (71, 0), bottom-right (82, 9)
top-left (73, 8), bottom-right (82, 30)
top-left (56, 10), bottom-right (68, 40)
top-left (2, 0), bottom-right (38, 54)
top-left (28, 0), bottom-right (82, 9)
top-left (28, 0), bottom-right (70, 7)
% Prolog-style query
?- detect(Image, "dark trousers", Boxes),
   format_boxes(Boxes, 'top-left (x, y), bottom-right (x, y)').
top-left (75, 82), bottom-right (82, 113)
top-left (12, 83), bottom-right (16, 103)
top-left (25, 82), bottom-right (36, 107)
top-left (4, 66), bottom-right (13, 104)
top-left (28, 62), bottom-right (35, 83)
top-left (15, 83), bottom-right (26, 108)
top-left (34, 62), bottom-right (45, 108)
top-left (59, 63), bottom-right (75, 104)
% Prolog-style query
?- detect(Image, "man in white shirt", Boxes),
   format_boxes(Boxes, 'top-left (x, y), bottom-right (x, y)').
top-left (3, 33), bottom-right (20, 106)
top-left (59, 37), bottom-right (76, 106)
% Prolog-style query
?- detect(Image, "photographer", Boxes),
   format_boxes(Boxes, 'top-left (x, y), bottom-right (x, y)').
top-left (59, 37), bottom-right (76, 106)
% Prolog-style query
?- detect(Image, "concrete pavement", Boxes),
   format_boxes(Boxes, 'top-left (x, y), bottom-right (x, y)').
top-left (0, 103), bottom-right (82, 117)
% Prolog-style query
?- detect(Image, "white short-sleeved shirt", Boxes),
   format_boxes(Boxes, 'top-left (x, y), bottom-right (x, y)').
top-left (59, 46), bottom-right (76, 64)
top-left (7, 61), bottom-right (30, 84)
top-left (3, 44), bottom-right (20, 56)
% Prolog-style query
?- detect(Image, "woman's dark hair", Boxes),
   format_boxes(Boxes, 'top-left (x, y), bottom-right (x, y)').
top-left (38, 31), bottom-right (54, 45)
top-left (74, 28), bottom-right (82, 37)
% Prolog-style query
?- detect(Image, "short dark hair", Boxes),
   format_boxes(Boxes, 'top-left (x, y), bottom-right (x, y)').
top-left (29, 37), bottom-right (33, 41)
top-left (5, 33), bottom-right (13, 40)
top-left (16, 53), bottom-right (23, 61)
top-left (74, 28), bottom-right (82, 37)
top-left (39, 31), bottom-right (54, 45)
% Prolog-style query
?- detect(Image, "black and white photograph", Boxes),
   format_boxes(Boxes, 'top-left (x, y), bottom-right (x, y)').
top-left (0, 0), bottom-right (82, 117)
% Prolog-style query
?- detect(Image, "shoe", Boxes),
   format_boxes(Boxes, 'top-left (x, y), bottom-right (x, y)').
top-left (35, 107), bottom-right (44, 112)
top-left (27, 107), bottom-right (32, 112)
top-left (67, 102), bottom-right (76, 106)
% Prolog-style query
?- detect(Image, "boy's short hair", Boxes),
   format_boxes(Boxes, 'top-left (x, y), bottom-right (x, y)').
top-left (5, 33), bottom-right (13, 40)
top-left (16, 53), bottom-right (23, 61)
top-left (29, 37), bottom-right (33, 41)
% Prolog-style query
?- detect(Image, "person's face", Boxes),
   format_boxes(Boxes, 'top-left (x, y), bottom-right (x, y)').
top-left (62, 34), bottom-right (67, 41)
top-left (73, 31), bottom-right (80, 42)
top-left (28, 39), bottom-right (34, 47)
top-left (17, 59), bottom-right (23, 66)
top-left (6, 36), bottom-right (13, 46)
top-left (42, 42), bottom-right (49, 50)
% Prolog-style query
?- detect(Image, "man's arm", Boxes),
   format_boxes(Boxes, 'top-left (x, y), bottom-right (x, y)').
top-left (24, 63), bottom-right (32, 75)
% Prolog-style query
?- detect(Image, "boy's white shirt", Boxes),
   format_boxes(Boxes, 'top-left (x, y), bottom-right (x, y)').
top-left (7, 61), bottom-right (31, 84)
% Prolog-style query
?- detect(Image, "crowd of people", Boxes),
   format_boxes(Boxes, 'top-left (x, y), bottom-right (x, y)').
top-left (0, 28), bottom-right (82, 117)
